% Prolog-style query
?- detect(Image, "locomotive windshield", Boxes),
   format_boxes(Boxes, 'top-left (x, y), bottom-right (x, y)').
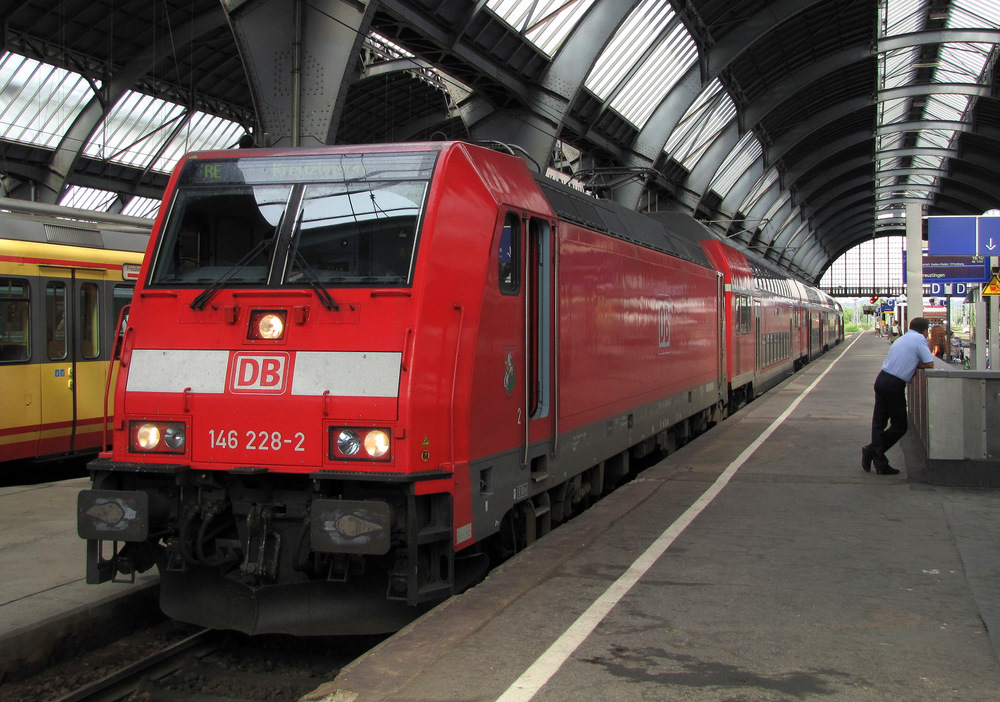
top-left (149, 151), bottom-right (437, 289)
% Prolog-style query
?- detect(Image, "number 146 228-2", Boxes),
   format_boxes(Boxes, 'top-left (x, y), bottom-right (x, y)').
top-left (209, 429), bottom-right (306, 452)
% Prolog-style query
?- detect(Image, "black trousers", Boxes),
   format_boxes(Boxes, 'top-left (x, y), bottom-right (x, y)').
top-left (869, 370), bottom-right (907, 470)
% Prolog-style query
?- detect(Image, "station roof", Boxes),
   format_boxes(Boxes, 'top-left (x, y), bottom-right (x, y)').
top-left (1, 0), bottom-right (998, 283)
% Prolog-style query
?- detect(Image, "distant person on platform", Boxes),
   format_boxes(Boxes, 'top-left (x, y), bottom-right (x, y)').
top-left (861, 317), bottom-right (935, 475)
top-left (929, 323), bottom-right (947, 359)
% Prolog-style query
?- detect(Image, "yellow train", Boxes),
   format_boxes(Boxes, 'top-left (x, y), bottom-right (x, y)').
top-left (0, 199), bottom-right (150, 464)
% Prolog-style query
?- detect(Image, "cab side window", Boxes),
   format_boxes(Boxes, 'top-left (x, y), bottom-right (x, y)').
top-left (498, 213), bottom-right (520, 294)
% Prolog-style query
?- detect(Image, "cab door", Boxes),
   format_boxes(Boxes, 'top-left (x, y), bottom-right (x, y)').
top-left (523, 216), bottom-right (555, 475)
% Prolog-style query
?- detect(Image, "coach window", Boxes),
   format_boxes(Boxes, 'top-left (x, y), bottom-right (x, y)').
top-left (498, 212), bottom-right (520, 294)
top-left (79, 283), bottom-right (100, 359)
top-left (0, 278), bottom-right (30, 362)
top-left (46, 282), bottom-right (67, 360)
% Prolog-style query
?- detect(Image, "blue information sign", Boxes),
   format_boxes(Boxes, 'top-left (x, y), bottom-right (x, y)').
top-left (927, 215), bottom-right (1000, 255)
top-left (979, 217), bottom-right (1000, 254)
top-left (902, 251), bottom-right (989, 285)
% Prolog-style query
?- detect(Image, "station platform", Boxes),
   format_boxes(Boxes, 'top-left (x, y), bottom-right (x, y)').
top-left (0, 476), bottom-right (158, 682)
top-left (307, 331), bottom-right (1000, 702)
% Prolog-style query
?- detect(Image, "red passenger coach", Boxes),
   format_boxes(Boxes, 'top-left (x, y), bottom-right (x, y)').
top-left (700, 237), bottom-right (758, 407)
top-left (77, 141), bottom-right (833, 635)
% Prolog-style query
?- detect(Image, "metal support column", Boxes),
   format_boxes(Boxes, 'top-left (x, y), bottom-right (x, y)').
top-left (221, 0), bottom-right (377, 147)
top-left (906, 202), bottom-right (924, 322)
top-left (991, 257), bottom-right (999, 370)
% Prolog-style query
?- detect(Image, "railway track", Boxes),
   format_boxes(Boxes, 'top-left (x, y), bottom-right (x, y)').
top-left (43, 627), bottom-right (375, 702)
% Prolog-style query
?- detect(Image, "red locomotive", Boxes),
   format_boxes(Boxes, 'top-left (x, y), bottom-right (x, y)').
top-left (78, 141), bottom-right (841, 634)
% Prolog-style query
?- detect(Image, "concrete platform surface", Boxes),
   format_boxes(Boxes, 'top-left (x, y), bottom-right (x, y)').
top-left (0, 477), bottom-right (158, 680)
top-left (307, 332), bottom-right (1000, 702)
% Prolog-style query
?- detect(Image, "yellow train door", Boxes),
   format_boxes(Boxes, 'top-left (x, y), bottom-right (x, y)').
top-left (38, 268), bottom-right (107, 456)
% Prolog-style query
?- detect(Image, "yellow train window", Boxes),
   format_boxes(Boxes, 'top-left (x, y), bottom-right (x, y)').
top-left (46, 282), bottom-right (67, 361)
top-left (79, 283), bottom-right (100, 359)
top-left (0, 278), bottom-right (30, 363)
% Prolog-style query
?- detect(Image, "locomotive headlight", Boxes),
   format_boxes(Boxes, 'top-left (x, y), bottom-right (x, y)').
top-left (336, 430), bottom-right (361, 456)
top-left (330, 427), bottom-right (392, 461)
top-left (136, 423), bottom-right (161, 450)
top-left (257, 313), bottom-right (284, 339)
top-left (130, 421), bottom-right (187, 454)
top-left (248, 310), bottom-right (286, 340)
top-left (163, 424), bottom-right (186, 450)
top-left (364, 430), bottom-right (390, 458)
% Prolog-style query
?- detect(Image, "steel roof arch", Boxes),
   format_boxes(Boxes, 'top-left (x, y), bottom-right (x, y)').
top-left (2, 0), bottom-right (1000, 284)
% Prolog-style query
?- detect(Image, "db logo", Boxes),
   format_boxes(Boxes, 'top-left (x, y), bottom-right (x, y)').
top-left (657, 296), bottom-right (672, 353)
top-left (229, 352), bottom-right (290, 393)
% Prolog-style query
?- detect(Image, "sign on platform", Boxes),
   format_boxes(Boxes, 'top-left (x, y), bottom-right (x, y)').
top-left (927, 282), bottom-right (967, 297)
top-left (927, 215), bottom-right (1000, 256)
top-left (902, 251), bottom-right (990, 285)
top-left (983, 273), bottom-right (1000, 297)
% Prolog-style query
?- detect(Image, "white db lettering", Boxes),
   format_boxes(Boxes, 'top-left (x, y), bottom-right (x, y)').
top-left (230, 353), bottom-right (289, 393)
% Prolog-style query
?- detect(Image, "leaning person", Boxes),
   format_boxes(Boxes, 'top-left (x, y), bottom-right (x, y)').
top-left (861, 317), bottom-right (935, 475)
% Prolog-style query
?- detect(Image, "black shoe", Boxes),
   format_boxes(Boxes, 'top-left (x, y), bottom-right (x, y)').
top-left (861, 446), bottom-right (872, 472)
top-left (876, 466), bottom-right (900, 475)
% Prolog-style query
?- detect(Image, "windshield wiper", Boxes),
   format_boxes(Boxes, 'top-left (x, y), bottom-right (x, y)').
top-left (293, 250), bottom-right (339, 311)
top-left (189, 236), bottom-right (275, 310)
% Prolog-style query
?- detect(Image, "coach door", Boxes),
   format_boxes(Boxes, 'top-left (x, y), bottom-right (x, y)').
top-left (38, 268), bottom-right (105, 455)
top-left (753, 298), bottom-right (763, 377)
top-left (522, 215), bottom-right (555, 473)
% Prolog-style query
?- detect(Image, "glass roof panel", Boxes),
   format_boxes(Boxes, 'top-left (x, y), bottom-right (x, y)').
top-left (923, 93), bottom-right (969, 121)
top-left (607, 21), bottom-right (698, 127)
top-left (881, 47), bottom-right (920, 89)
top-left (84, 91), bottom-right (185, 168)
top-left (885, 0), bottom-right (925, 35)
top-left (58, 186), bottom-right (117, 211)
top-left (664, 79), bottom-right (737, 170)
top-left (739, 169), bottom-right (780, 215)
top-left (82, 91), bottom-right (247, 175)
top-left (911, 154), bottom-right (945, 169)
top-left (876, 131), bottom-right (904, 151)
top-left (760, 191), bottom-right (791, 227)
top-left (878, 97), bottom-right (909, 125)
top-left (951, 0), bottom-right (1000, 29)
top-left (153, 111), bottom-right (247, 174)
top-left (934, 43), bottom-right (991, 83)
top-left (487, 0), bottom-right (596, 57)
top-left (121, 196), bottom-right (160, 219)
top-left (369, 31), bottom-right (415, 59)
top-left (0, 52), bottom-right (96, 149)
top-left (585, 0), bottom-right (675, 100)
top-left (915, 129), bottom-right (956, 149)
top-left (877, 0), bottom-right (1000, 228)
top-left (709, 132), bottom-right (762, 196)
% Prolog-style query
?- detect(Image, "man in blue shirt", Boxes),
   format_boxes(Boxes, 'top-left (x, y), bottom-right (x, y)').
top-left (862, 317), bottom-right (935, 475)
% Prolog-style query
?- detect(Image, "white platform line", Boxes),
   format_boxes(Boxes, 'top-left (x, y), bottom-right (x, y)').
top-left (495, 333), bottom-right (863, 702)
